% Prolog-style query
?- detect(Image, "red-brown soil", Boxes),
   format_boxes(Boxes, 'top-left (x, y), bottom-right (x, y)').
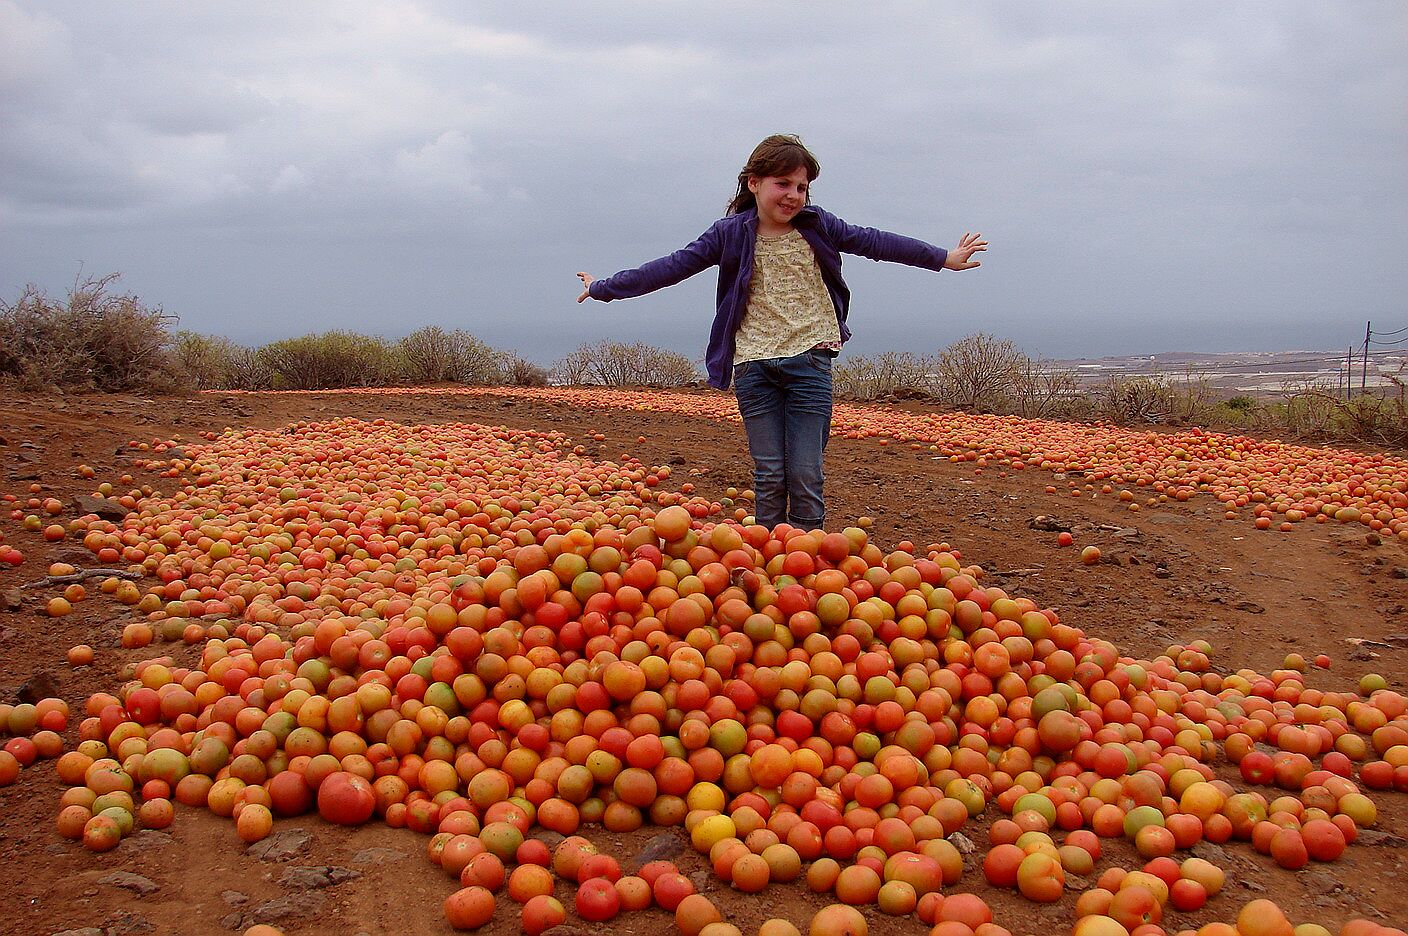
top-left (0, 388), bottom-right (1404, 936)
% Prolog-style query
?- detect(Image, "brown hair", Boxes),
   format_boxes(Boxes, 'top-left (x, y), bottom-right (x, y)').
top-left (726, 134), bottom-right (821, 215)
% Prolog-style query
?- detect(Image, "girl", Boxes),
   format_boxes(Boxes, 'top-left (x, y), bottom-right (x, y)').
top-left (576, 133), bottom-right (986, 530)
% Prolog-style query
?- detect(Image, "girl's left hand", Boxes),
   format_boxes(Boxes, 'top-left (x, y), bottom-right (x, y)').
top-left (944, 233), bottom-right (987, 270)
top-left (576, 272), bottom-right (595, 303)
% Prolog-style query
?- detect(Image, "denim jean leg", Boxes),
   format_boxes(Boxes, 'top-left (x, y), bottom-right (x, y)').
top-left (781, 351), bottom-right (833, 529)
top-left (733, 361), bottom-right (788, 528)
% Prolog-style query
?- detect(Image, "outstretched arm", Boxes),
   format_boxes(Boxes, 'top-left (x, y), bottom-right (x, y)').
top-left (815, 207), bottom-right (988, 273)
top-left (943, 232), bottom-right (987, 271)
top-left (575, 222), bottom-right (723, 303)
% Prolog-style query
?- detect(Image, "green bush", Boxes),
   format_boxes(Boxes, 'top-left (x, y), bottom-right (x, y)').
top-left (173, 331), bottom-right (244, 390)
top-left (258, 331), bottom-right (407, 390)
top-left (397, 326), bottom-right (504, 385)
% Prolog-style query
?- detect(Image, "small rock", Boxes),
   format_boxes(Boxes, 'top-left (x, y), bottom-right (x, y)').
top-left (249, 892), bottom-right (326, 926)
top-left (17, 671), bottom-right (60, 704)
top-left (101, 911), bottom-right (154, 935)
top-left (1356, 829), bottom-right (1408, 848)
top-left (126, 830), bottom-right (172, 848)
top-left (1191, 841), bottom-right (1232, 864)
top-left (3, 590), bottom-right (24, 611)
top-left (1302, 870), bottom-right (1344, 896)
top-left (247, 828), bottom-right (312, 862)
top-left (948, 832), bottom-right (976, 855)
top-left (350, 847), bottom-right (408, 866)
top-left (50, 547), bottom-right (95, 566)
top-left (1154, 567), bottom-right (1172, 579)
top-left (73, 495), bottom-right (129, 522)
top-left (52, 929), bottom-right (104, 936)
top-left (280, 865), bottom-right (362, 889)
top-left (1390, 567), bottom-right (1408, 579)
top-left (221, 891), bottom-right (249, 907)
top-left (634, 831), bottom-right (685, 866)
top-left (534, 830), bottom-right (566, 849)
top-left (97, 872), bottom-right (159, 896)
top-left (687, 869), bottom-right (713, 893)
top-left (219, 912), bottom-right (245, 931)
top-left (1234, 600), bottom-right (1265, 614)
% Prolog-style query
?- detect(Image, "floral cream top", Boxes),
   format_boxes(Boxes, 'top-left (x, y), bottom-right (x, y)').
top-left (732, 228), bottom-right (841, 365)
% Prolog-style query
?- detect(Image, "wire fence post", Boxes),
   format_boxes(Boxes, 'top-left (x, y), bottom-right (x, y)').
top-left (1363, 320), bottom-right (1371, 394)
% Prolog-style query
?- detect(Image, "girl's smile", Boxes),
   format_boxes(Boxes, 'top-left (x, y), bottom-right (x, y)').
top-left (749, 165), bottom-right (811, 235)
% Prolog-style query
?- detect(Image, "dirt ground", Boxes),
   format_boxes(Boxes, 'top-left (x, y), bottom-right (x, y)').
top-left (0, 388), bottom-right (1405, 936)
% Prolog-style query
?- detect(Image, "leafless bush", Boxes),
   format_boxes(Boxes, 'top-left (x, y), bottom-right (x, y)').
top-left (933, 333), bottom-right (1022, 411)
top-left (834, 352), bottom-right (937, 401)
top-left (1092, 375), bottom-right (1174, 423)
top-left (504, 355), bottom-right (549, 387)
top-left (0, 274), bottom-right (183, 391)
top-left (1270, 380), bottom-right (1344, 438)
top-left (398, 326), bottom-right (502, 384)
top-left (1009, 359), bottom-right (1082, 418)
top-left (553, 341), bottom-right (699, 387)
top-left (259, 331), bottom-right (406, 390)
top-left (1164, 371), bottom-right (1217, 425)
top-left (229, 346), bottom-right (276, 391)
top-left (553, 348), bottom-right (593, 386)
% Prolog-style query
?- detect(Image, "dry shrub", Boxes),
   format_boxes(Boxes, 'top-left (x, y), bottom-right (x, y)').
top-left (933, 333), bottom-right (1023, 411)
top-left (1091, 375), bottom-right (1174, 423)
top-left (1262, 381), bottom-right (1341, 438)
top-left (173, 332), bottom-right (243, 390)
top-left (1009, 359), bottom-right (1082, 418)
top-left (398, 326), bottom-right (502, 384)
top-left (553, 341), bottom-right (699, 387)
top-left (1165, 372), bottom-right (1216, 425)
top-left (504, 355), bottom-right (549, 387)
top-left (0, 274), bottom-right (183, 391)
top-left (833, 352), bottom-right (937, 401)
top-left (1258, 379), bottom-right (1408, 447)
top-left (259, 331), bottom-right (405, 390)
top-left (228, 346), bottom-right (276, 391)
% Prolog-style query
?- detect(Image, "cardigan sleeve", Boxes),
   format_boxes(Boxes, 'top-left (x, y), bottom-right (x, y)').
top-left (813, 207), bottom-right (948, 272)
top-left (589, 221), bottom-right (724, 301)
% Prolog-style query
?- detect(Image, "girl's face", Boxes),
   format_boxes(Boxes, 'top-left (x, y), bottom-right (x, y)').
top-left (748, 165), bottom-right (810, 231)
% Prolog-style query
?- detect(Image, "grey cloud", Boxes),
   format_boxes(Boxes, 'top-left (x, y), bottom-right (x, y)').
top-left (1, 1), bottom-right (1404, 361)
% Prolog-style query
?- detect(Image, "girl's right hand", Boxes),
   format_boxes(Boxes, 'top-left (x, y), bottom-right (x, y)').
top-left (576, 272), bottom-right (595, 303)
top-left (943, 233), bottom-right (988, 271)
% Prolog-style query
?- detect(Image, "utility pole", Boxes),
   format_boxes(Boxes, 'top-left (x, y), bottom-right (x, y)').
top-left (1362, 320), bottom-right (1371, 394)
top-left (1347, 347), bottom-right (1353, 401)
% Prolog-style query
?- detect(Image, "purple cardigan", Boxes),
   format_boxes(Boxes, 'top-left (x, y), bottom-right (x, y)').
top-left (587, 205), bottom-right (949, 390)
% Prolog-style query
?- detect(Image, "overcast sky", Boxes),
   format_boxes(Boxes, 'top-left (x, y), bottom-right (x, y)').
top-left (2, 2), bottom-right (1404, 363)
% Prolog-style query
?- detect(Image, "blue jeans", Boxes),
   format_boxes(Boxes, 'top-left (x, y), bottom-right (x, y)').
top-left (733, 349), bottom-right (834, 530)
